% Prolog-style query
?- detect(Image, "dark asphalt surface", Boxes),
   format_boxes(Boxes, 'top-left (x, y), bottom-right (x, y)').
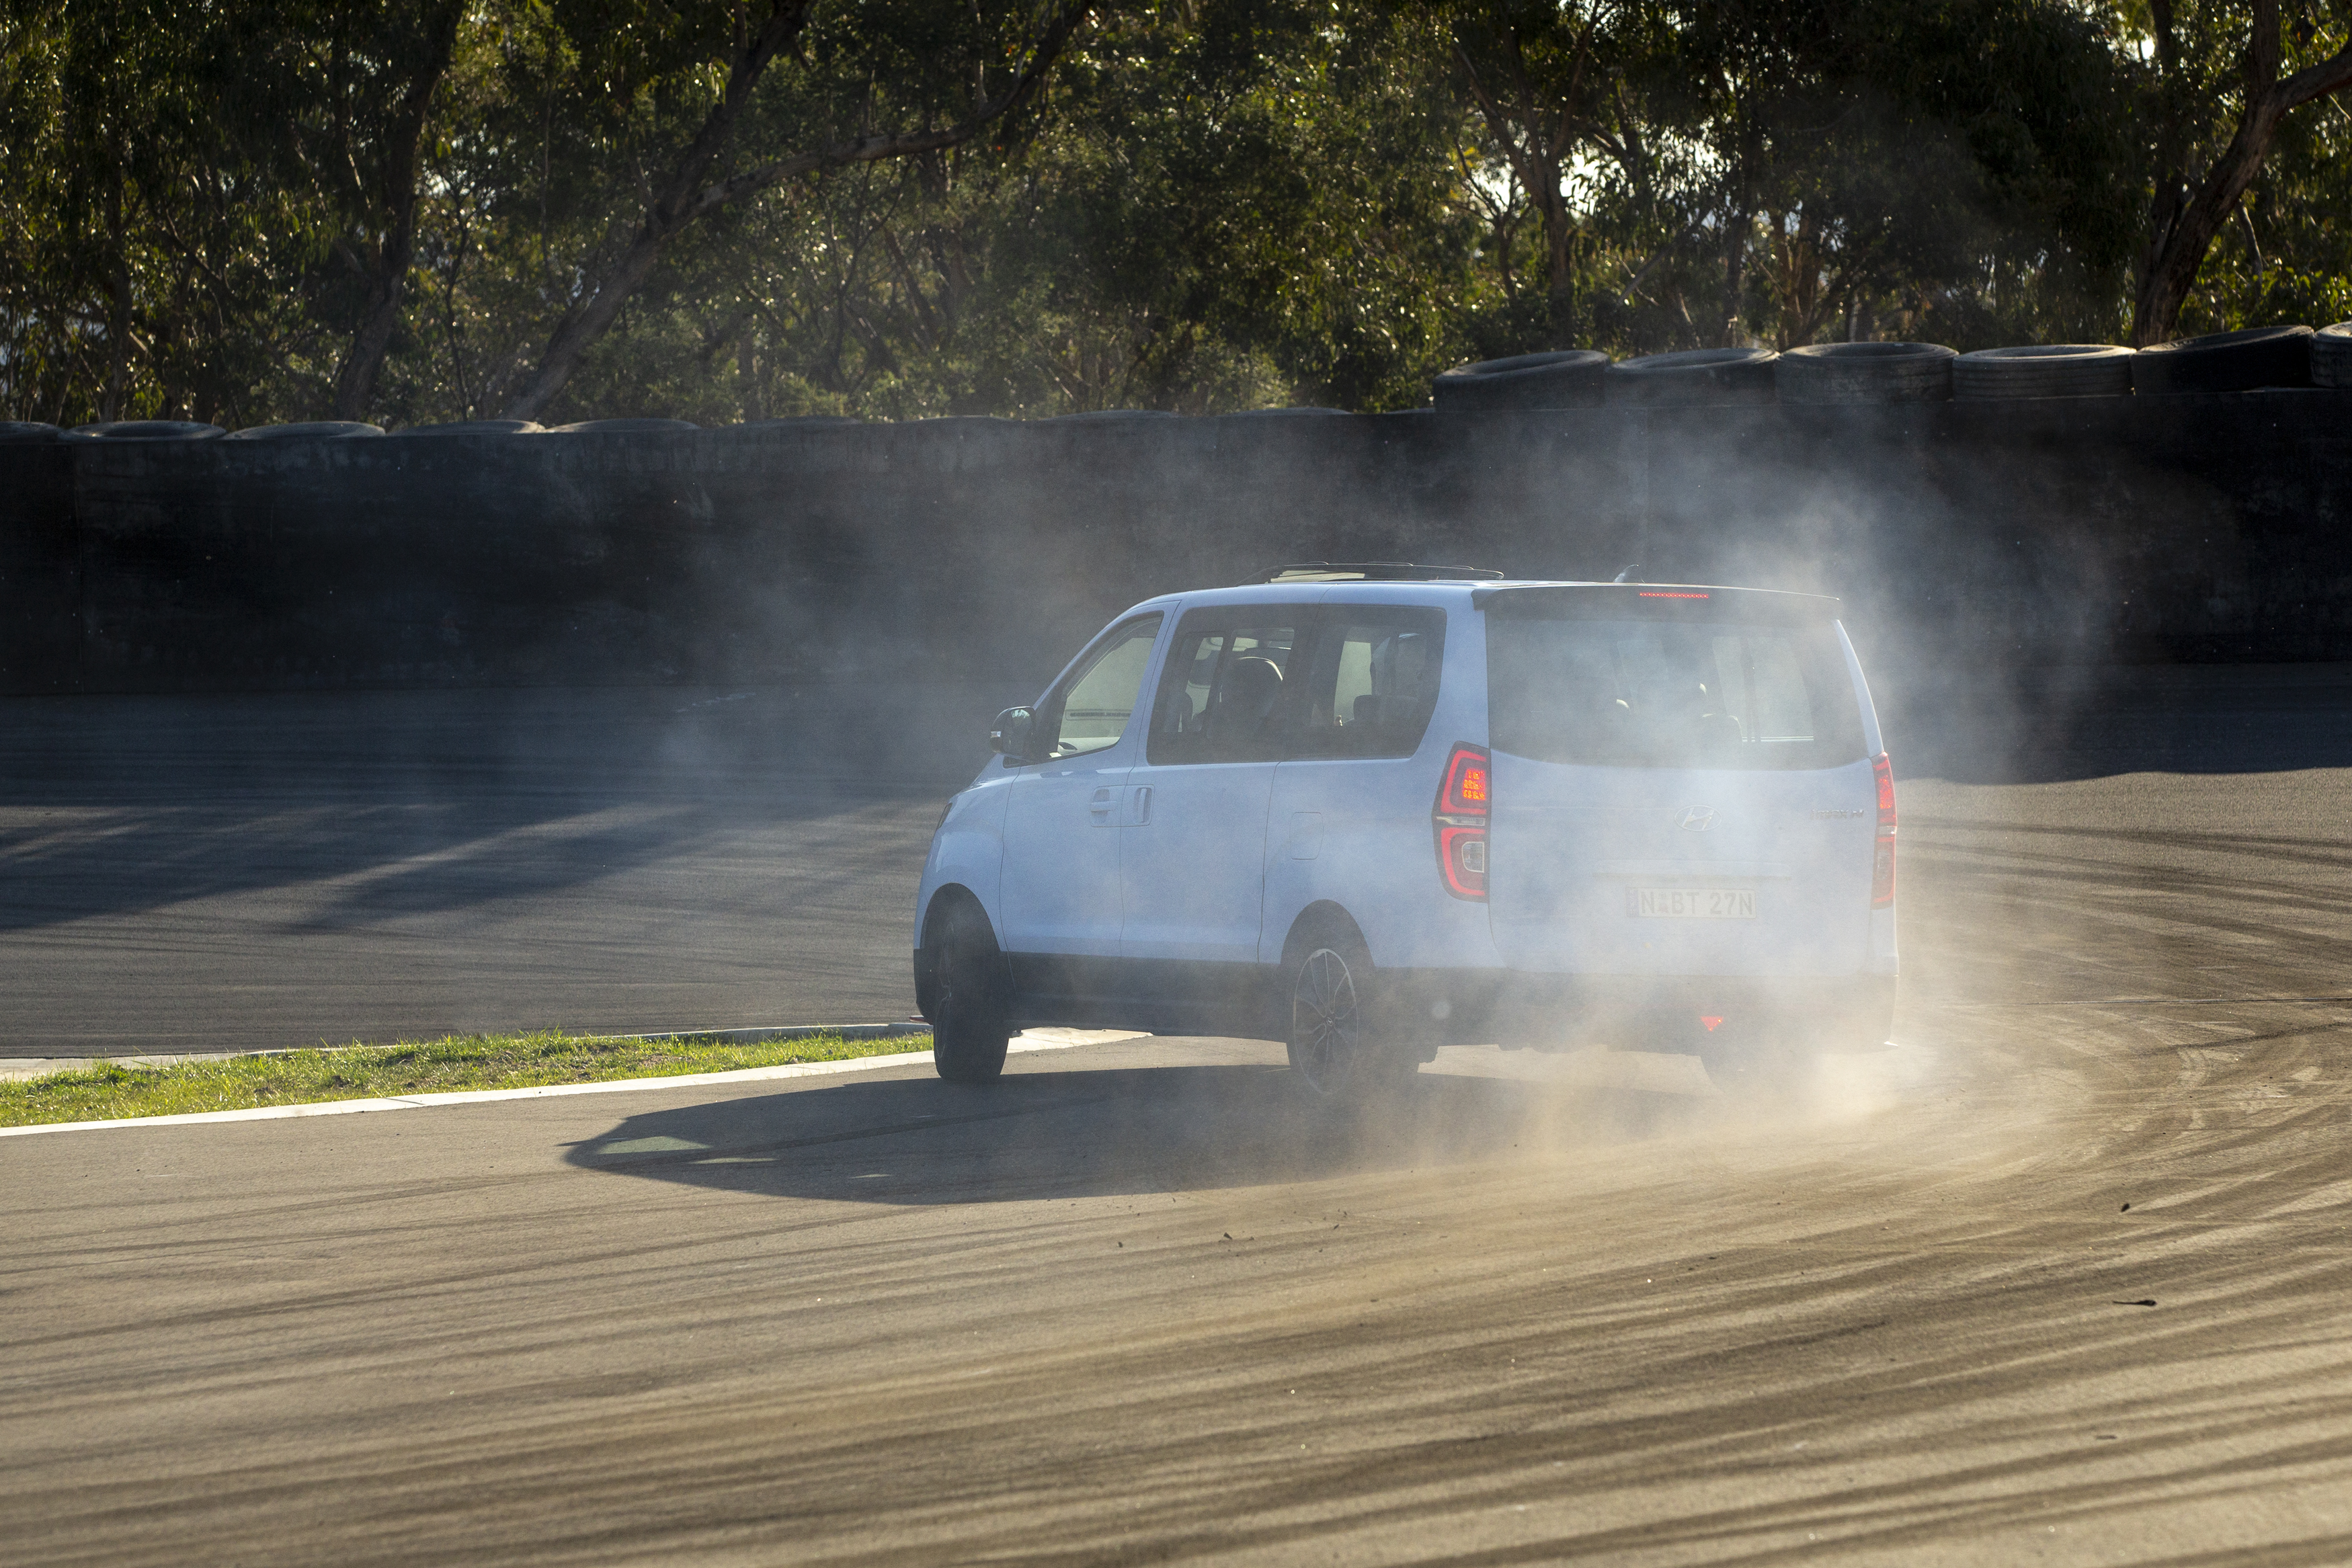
top-left (5, 669), bottom-right (2352, 1563)
top-left (0, 686), bottom-right (1018, 1055)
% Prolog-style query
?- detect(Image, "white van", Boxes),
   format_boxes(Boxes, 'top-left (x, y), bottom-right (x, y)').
top-left (913, 566), bottom-right (1897, 1093)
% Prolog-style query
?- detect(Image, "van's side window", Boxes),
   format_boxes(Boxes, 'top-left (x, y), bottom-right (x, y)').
top-left (1147, 610), bottom-right (1305, 764)
top-left (1039, 614), bottom-right (1163, 759)
top-left (1291, 608), bottom-right (1446, 759)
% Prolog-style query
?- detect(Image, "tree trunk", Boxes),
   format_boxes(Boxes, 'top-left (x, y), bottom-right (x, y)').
top-left (501, 1), bottom-right (1090, 423)
top-left (330, 0), bottom-right (464, 421)
top-left (1538, 181), bottom-right (1573, 298)
top-left (738, 331), bottom-right (762, 422)
top-left (2131, 2), bottom-right (2352, 345)
top-left (102, 169), bottom-right (131, 423)
top-left (1717, 122), bottom-right (1755, 348)
top-left (1536, 174), bottom-right (1576, 344)
top-left (1719, 212), bottom-right (1748, 347)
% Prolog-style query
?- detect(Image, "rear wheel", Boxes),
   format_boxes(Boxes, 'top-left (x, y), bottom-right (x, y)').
top-left (1697, 1036), bottom-right (1811, 1092)
top-left (1286, 931), bottom-right (1408, 1100)
top-left (928, 907), bottom-right (1010, 1084)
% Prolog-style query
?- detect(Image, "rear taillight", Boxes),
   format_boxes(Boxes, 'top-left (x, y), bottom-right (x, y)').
top-left (1871, 752), bottom-right (1896, 908)
top-left (1434, 743), bottom-right (1490, 900)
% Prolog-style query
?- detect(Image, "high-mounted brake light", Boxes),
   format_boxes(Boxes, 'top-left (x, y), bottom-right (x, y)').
top-left (1871, 752), bottom-right (1897, 908)
top-left (1636, 590), bottom-right (1709, 600)
top-left (1434, 744), bottom-right (1490, 900)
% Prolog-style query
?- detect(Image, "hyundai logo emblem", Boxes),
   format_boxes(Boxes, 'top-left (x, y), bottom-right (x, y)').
top-left (1680, 807), bottom-right (1715, 831)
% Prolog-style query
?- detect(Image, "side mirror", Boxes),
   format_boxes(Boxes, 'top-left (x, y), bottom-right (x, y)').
top-left (990, 706), bottom-right (1037, 763)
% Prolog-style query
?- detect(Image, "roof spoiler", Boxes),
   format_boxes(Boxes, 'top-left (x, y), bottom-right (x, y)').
top-left (1473, 583), bottom-right (1842, 619)
top-left (1249, 561), bottom-right (1505, 585)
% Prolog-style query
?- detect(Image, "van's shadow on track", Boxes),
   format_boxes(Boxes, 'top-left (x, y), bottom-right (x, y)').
top-left (565, 1061), bottom-right (1720, 1204)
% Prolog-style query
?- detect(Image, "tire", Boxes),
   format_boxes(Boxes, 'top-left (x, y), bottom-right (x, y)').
top-left (1775, 342), bottom-right (1956, 405)
top-left (1695, 1017), bottom-right (1816, 1094)
top-left (1953, 345), bottom-right (2134, 400)
top-left (546, 418), bottom-right (700, 433)
top-left (2130, 325), bottom-right (2312, 394)
top-left (60, 420), bottom-right (225, 441)
top-left (1605, 347), bottom-right (1779, 406)
top-left (1697, 1035), bottom-right (1808, 1092)
top-left (1433, 349), bottom-right (1610, 412)
top-left (222, 422), bottom-right (384, 440)
top-left (1285, 926), bottom-right (1409, 1100)
top-left (1697, 993), bottom-right (1890, 1090)
top-left (2310, 323), bottom-right (2352, 388)
top-left (730, 416), bottom-right (862, 428)
top-left (391, 420), bottom-right (544, 437)
top-left (927, 904), bottom-right (1011, 1084)
top-left (0, 422), bottom-right (60, 444)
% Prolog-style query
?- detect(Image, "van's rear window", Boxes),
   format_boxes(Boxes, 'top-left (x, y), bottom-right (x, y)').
top-left (1487, 610), bottom-right (1864, 770)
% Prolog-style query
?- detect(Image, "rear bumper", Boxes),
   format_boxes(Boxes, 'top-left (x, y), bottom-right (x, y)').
top-left (1383, 968), bottom-right (1898, 1054)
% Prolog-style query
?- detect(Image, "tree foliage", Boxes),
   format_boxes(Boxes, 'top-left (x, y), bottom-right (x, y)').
top-left (3, 0), bottom-right (2347, 427)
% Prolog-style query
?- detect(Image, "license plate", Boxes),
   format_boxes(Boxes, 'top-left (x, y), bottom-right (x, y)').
top-left (1627, 888), bottom-right (1755, 919)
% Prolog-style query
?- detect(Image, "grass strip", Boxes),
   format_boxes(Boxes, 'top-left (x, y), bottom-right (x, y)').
top-left (0, 1029), bottom-right (934, 1128)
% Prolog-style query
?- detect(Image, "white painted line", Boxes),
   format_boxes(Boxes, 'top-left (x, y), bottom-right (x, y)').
top-left (0, 1023), bottom-right (936, 1081)
top-left (0, 1030), bottom-right (1147, 1139)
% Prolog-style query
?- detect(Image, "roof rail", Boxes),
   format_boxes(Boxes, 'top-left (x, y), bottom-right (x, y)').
top-left (1249, 561), bottom-right (1506, 585)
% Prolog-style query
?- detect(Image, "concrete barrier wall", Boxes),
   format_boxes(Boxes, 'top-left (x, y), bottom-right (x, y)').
top-left (4, 393), bottom-right (2349, 711)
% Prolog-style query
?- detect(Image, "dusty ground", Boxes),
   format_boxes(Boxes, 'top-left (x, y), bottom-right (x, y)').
top-left (5, 694), bottom-right (2351, 1562)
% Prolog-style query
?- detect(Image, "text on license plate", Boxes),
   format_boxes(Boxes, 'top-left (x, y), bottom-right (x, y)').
top-left (1627, 888), bottom-right (1756, 919)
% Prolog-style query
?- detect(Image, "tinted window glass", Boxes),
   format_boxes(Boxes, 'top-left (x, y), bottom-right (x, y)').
top-left (1291, 608), bottom-right (1446, 759)
top-left (1488, 616), bottom-right (1862, 770)
top-left (1042, 614), bottom-right (1162, 759)
top-left (1147, 612), bottom-right (1303, 764)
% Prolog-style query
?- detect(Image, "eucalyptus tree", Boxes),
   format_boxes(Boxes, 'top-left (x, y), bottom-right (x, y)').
top-left (0, 0), bottom-right (320, 423)
top-left (2133, 0), bottom-right (2352, 343)
top-left (1711, 0), bottom-right (2140, 349)
top-left (2169, 48), bottom-right (2352, 333)
top-left (535, 0), bottom-right (1485, 420)
top-left (477, 0), bottom-right (1096, 423)
top-left (1440, 0), bottom-right (1680, 344)
top-left (303, 1), bottom-right (469, 419)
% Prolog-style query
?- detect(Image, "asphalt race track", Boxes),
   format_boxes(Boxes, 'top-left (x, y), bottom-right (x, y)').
top-left (0, 686), bottom-right (1006, 1055)
top-left (5, 668), bottom-right (2352, 1563)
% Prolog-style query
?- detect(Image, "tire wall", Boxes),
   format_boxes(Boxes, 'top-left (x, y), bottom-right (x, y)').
top-left (0, 442), bottom-right (79, 691)
top-left (3, 393), bottom-right (2349, 719)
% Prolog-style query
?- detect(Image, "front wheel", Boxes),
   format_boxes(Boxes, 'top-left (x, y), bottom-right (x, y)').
top-left (928, 908), bottom-right (1010, 1084)
top-left (1286, 932), bottom-right (1408, 1100)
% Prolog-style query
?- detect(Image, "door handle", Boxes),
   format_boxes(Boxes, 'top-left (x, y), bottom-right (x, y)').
top-left (1090, 786), bottom-right (1115, 825)
top-left (1129, 784), bottom-right (1152, 825)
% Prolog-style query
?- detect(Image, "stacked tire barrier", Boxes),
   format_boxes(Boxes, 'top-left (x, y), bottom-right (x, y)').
top-left (5, 376), bottom-right (2352, 706)
top-left (1442, 324), bottom-right (2328, 406)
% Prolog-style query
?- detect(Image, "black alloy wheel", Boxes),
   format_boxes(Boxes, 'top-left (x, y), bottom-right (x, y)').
top-left (929, 909), bottom-right (1011, 1084)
